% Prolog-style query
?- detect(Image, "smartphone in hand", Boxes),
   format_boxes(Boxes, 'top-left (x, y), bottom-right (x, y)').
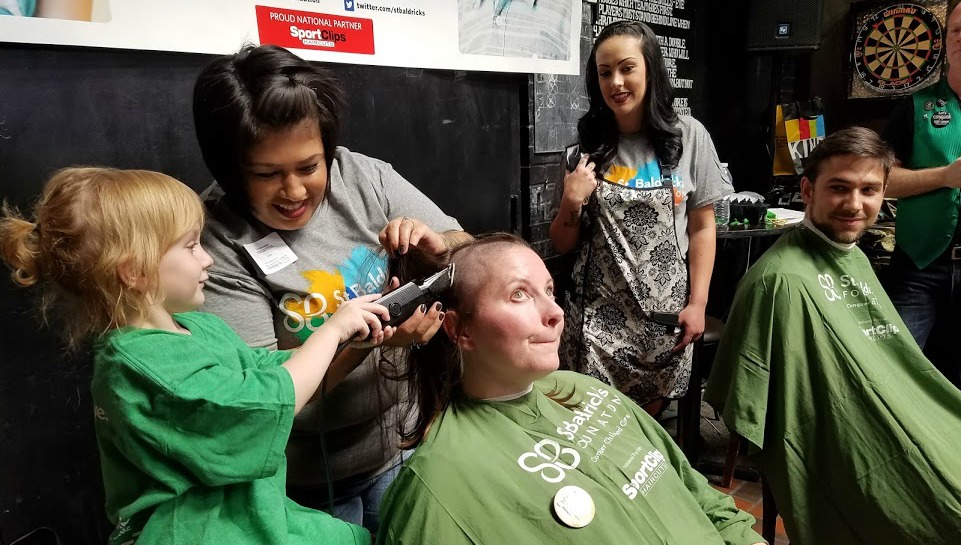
top-left (649, 311), bottom-right (680, 327)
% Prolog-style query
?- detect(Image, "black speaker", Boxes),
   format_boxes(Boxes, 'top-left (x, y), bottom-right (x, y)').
top-left (746, 0), bottom-right (824, 51)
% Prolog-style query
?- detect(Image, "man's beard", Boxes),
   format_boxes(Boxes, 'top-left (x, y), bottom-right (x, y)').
top-left (810, 217), bottom-right (867, 245)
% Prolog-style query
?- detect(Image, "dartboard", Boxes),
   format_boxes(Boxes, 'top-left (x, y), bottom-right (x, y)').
top-left (853, 3), bottom-right (943, 93)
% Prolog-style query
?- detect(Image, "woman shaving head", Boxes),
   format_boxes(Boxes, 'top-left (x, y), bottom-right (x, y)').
top-left (444, 235), bottom-right (563, 397)
top-left (387, 233), bottom-right (563, 446)
top-left (195, 45), bottom-right (466, 530)
top-left (378, 235), bottom-right (764, 545)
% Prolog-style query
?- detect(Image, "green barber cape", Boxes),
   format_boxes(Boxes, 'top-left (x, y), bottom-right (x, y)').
top-left (92, 312), bottom-right (370, 545)
top-left (705, 224), bottom-right (961, 545)
top-left (377, 371), bottom-right (762, 545)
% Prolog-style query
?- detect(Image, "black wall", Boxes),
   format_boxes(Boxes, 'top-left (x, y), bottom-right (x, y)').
top-left (0, 43), bottom-right (523, 544)
top-left (698, 0), bottom-right (910, 196)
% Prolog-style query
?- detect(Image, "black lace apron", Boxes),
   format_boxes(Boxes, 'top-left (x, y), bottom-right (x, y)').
top-left (560, 162), bottom-right (693, 405)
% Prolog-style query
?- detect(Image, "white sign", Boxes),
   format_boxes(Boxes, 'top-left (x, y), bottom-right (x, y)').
top-left (0, 0), bottom-right (581, 74)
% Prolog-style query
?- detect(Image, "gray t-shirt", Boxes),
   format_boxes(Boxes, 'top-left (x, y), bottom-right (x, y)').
top-left (552, 116), bottom-right (730, 403)
top-left (200, 146), bottom-right (461, 485)
top-left (553, 115), bottom-right (730, 256)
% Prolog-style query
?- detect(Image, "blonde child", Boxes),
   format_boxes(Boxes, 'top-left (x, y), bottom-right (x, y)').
top-left (0, 167), bottom-right (391, 545)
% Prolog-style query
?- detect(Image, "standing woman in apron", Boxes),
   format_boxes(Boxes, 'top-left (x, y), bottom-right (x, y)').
top-left (550, 20), bottom-right (732, 415)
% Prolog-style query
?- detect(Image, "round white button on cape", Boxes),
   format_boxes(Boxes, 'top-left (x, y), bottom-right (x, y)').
top-left (552, 485), bottom-right (595, 528)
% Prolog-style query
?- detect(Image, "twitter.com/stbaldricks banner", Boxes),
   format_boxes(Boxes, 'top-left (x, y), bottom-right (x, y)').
top-left (0, 0), bottom-right (581, 75)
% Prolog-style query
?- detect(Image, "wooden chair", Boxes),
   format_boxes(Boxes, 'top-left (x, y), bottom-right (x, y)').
top-left (762, 476), bottom-right (779, 543)
top-left (676, 315), bottom-right (725, 460)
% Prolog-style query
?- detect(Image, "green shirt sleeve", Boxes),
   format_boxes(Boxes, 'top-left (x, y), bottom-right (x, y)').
top-left (250, 346), bottom-right (294, 369)
top-left (104, 330), bottom-right (296, 487)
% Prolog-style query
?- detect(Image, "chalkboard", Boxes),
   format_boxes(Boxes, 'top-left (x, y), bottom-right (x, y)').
top-left (0, 43), bottom-right (522, 544)
top-left (533, 0), bottom-right (705, 155)
top-left (533, 1), bottom-right (593, 153)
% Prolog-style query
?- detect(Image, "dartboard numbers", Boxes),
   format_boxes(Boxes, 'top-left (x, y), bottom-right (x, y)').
top-left (853, 3), bottom-right (943, 92)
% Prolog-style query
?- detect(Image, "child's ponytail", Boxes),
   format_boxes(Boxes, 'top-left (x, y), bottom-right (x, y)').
top-left (0, 167), bottom-right (205, 350)
top-left (0, 203), bottom-right (42, 287)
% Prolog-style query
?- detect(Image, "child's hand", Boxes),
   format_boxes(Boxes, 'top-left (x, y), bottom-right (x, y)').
top-left (325, 293), bottom-right (394, 347)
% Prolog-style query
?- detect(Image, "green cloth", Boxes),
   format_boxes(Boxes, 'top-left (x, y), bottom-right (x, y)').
top-left (705, 224), bottom-right (961, 544)
top-left (899, 78), bottom-right (961, 268)
top-left (378, 371), bottom-right (762, 545)
top-left (92, 312), bottom-right (370, 545)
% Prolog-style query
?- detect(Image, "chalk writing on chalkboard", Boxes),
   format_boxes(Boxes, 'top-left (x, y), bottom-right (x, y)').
top-left (533, 1), bottom-right (593, 153)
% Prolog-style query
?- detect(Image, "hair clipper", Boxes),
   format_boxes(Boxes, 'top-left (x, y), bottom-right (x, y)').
top-left (564, 144), bottom-right (582, 173)
top-left (375, 263), bottom-right (455, 327)
top-left (337, 263), bottom-right (455, 351)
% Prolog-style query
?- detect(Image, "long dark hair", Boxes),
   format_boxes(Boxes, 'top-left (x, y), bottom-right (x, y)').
top-left (381, 233), bottom-right (531, 448)
top-left (578, 21), bottom-right (682, 169)
top-left (192, 44), bottom-right (345, 215)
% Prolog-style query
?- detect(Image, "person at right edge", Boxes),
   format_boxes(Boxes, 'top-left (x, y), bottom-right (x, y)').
top-left (880, 0), bottom-right (961, 389)
top-left (549, 20), bottom-right (731, 415)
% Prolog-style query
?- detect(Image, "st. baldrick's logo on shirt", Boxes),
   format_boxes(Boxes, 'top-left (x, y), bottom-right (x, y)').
top-left (817, 272), bottom-right (879, 306)
top-left (517, 439), bottom-right (582, 483)
top-left (515, 384), bottom-right (669, 499)
top-left (278, 247), bottom-right (387, 340)
top-left (515, 385), bottom-right (613, 483)
top-left (604, 159), bottom-right (685, 206)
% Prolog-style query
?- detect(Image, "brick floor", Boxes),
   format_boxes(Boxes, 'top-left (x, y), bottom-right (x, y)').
top-left (709, 477), bottom-right (789, 545)
top-left (661, 400), bottom-right (791, 544)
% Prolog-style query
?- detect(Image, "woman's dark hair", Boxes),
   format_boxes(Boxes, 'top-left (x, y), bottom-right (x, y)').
top-left (382, 233), bottom-right (532, 448)
top-left (192, 44), bottom-right (345, 214)
top-left (578, 21), bottom-right (682, 170)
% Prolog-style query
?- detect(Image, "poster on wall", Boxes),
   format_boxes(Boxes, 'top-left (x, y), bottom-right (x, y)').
top-left (533, 2), bottom-right (593, 153)
top-left (591, 0), bottom-right (696, 117)
top-left (0, 0), bottom-right (582, 75)
top-left (848, 0), bottom-right (948, 99)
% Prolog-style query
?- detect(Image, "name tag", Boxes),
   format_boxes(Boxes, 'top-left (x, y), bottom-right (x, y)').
top-left (243, 232), bottom-right (298, 275)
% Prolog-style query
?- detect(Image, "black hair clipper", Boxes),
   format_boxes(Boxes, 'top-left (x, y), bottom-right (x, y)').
top-left (337, 263), bottom-right (455, 350)
top-left (376, 263), bottom-right (455, 327)
top-left (565, 144), bottom-right (582, 173)
top-left (648, 311), bottom-right (682, 337)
